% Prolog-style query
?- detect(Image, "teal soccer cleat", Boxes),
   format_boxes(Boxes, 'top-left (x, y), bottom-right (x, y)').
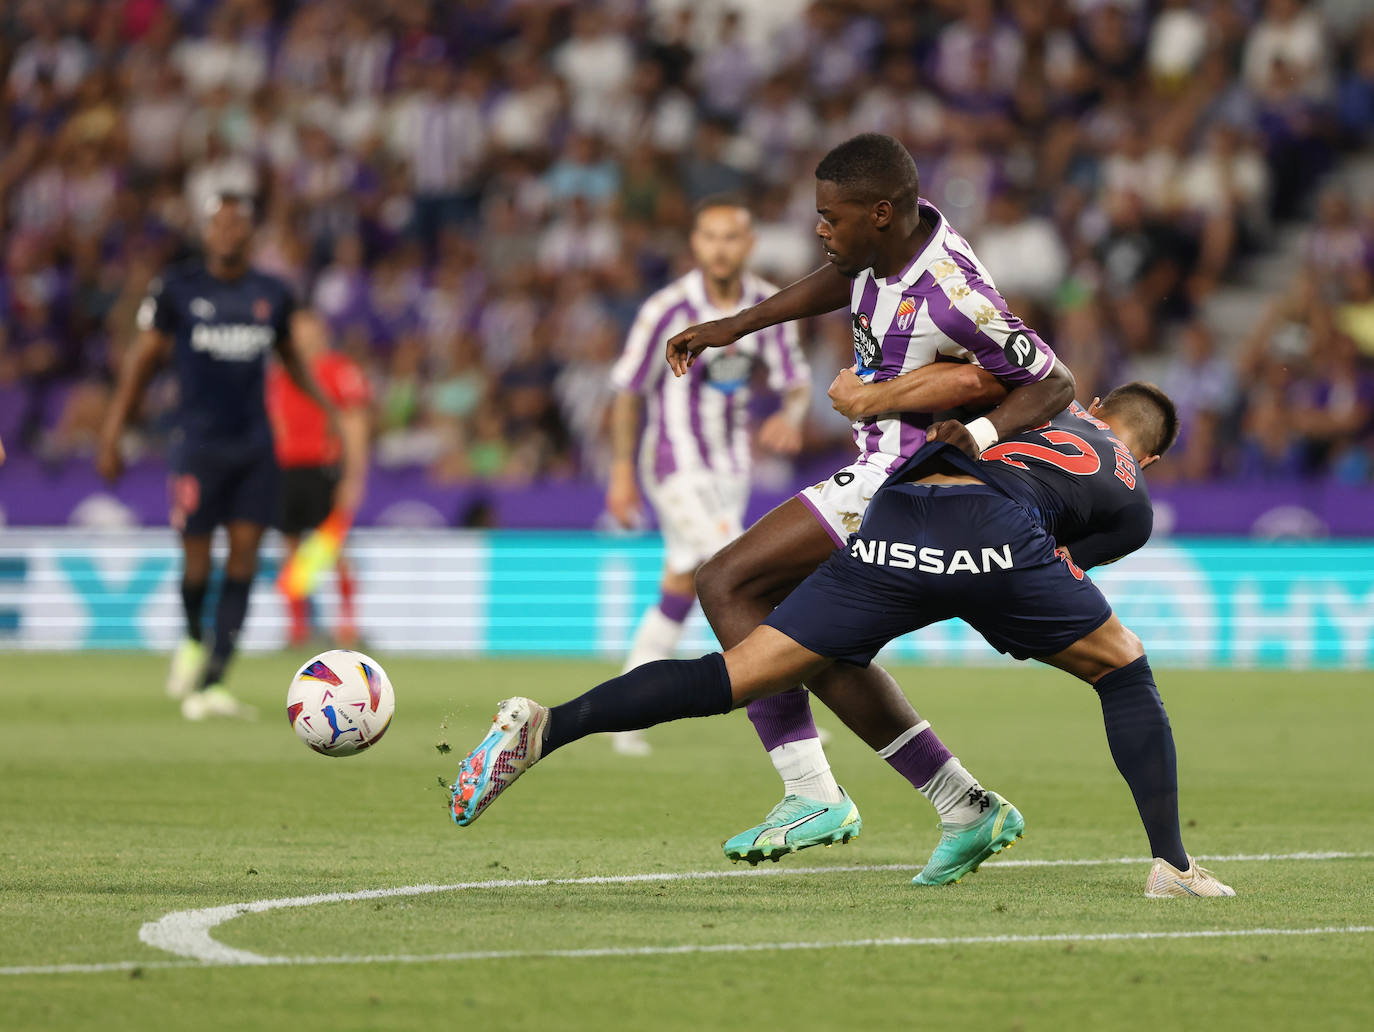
top-left (912, 791), bottom-right (1024, 886)
top-left (723, 791), bottom-right (862, 865)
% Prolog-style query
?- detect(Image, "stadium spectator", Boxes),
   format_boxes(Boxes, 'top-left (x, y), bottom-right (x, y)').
top-left (1, 0), bottom-right (1372, 518)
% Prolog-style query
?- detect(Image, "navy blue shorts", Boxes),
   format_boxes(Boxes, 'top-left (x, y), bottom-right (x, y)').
top-left (766, 483), bottom-right (1113, 665)
top-left (170, 441), bottom-right (280, 536)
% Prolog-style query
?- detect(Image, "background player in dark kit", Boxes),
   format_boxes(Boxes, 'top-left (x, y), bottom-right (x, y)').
top-left (98, 193), bottom-right (334, 720)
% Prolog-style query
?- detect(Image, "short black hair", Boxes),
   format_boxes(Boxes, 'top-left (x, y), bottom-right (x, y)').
top-left (1100, 381), bottom-right (1180, 456)
top-left (692, 193), bottom-right (750, 226)
top-left (814, 133), bottom-right (920, 215)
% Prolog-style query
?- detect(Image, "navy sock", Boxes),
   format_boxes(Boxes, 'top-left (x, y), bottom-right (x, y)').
top-left (202, 576), bottom-right (252, 689)
top-left (181, 579), bottom-right (207, 644)
top-left (543, 654), bottom-right (733, 755)
top-left (1093, 656), bottom-right (1188, 870)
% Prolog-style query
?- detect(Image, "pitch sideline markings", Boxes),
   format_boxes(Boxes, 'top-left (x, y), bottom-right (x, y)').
top-left (0, 850), bottom-right (1368, 976)
top-left (5, 926), bottom-right (1373, 978)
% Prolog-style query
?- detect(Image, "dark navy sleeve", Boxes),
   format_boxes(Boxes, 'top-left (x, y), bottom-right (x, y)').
top-left (135, 274), bottom-right (179, 335)
top-left (1062, 500), bottom-right (1154, 570)
top-left (272, 279), bottom-right (297, 346)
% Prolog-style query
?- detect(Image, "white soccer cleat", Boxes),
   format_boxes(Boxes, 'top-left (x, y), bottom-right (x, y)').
top-left (181, 685), bottom-right (258, 722)
top-left (611, 730), bottom-right (652, 757)
top-left (1144, 855), bottom-right (1236, 898)
top-left (451, 696), bottom-right (549, 826)
top-left (166, 638), bottom-right (207, 699)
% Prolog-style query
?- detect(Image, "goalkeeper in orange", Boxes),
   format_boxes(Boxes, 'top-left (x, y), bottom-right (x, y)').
top-left (266, 310), bottom-right (371, 647)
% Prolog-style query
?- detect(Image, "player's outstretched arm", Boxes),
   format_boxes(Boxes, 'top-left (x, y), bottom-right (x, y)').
top-left (828, 362), bottom-right (1006, 422)
top-left (927, 358), bottom-right (1076, 457)
top-left (666, 263), bottom-right (850, 377)
top-left (97, 327), bottom-right (169, 481)
top-left (335, 403), bottom-right (370, 515)
top-left (606, 391), bottom-right (644, 527)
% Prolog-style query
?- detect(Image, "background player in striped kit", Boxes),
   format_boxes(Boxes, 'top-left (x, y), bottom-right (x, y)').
top-left (666, 134), bottom-right (1076, 858)
top-left (605, 196), bottom-right (810, 756)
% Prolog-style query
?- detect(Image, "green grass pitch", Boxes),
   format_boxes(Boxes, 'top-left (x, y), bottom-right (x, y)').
top-left (2, 652), bottom-right (1371, 1031)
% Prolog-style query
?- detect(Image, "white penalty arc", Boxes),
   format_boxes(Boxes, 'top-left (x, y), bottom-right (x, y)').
top-left (137, 850), bottom-right (1373, 967)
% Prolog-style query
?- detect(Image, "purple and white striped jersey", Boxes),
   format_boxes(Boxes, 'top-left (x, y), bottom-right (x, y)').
top-left (848, 198), bottom-right (1056, 473)
top-left (611, 269), bottom-right (809, 483)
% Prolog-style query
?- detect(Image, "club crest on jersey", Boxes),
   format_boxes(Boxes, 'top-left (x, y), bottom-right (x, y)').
top-left (895, 296), bottom-right (918, 332)
top-left (253, 298), bottom-right (271, 321)
top-left (853, 312), bottom-right (881, 369)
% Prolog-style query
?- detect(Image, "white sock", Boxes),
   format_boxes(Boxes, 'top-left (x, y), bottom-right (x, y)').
top-left (918, 757), bottom-right (993, 826)
top-left (769, 738), bottom-right (843, 803)
top-left (622, 604), bottom-right (687, 672)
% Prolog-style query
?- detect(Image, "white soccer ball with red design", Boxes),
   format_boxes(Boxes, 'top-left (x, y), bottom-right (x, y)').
top-left (287, 649), bottom-right (395, 757)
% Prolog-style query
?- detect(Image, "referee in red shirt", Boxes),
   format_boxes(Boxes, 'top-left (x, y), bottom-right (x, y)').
top-left (267, 310), bottom-right (371, 646)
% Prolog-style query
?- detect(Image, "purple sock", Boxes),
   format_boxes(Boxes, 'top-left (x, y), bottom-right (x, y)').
top-left (883, 725), bottom-right (953, 790)
top-left (657, 589), bottom-right (694, 623)
top-left (746, 688), bottom-right (819, 751)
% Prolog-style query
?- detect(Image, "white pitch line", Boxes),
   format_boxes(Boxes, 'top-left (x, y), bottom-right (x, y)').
top-left (5, 925), bottom-right (1372, 977)
top-left (2, 850), bottom-right (1366, 976)
top-left (135, 849), bottom-right (1373, 966)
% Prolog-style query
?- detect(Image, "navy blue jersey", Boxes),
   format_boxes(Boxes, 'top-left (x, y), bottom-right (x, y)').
top-left (137, 260), bottom-right (295, 448)
top-left (889, 403), bottom-right (1153, 570)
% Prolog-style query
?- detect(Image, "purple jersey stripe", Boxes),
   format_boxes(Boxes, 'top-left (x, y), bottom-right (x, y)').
top-left (652, 399), bottom-right (677, 480)
top-left (887, 418), bottom-right (931, 473)
top-left (772, 324), bottom-right (796, 385)
top-left (937, 254), bottom-right (1054, 384)
top-left (855, 417), bottom-right (882, 467)
top-left (687, 367), bottom-right (712, 468)
top-left (625, 299), bottom-right (694, 392)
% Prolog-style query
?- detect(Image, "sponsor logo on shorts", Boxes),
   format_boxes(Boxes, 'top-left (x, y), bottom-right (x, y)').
top-left (849, 539), bottom-right (1015, 574)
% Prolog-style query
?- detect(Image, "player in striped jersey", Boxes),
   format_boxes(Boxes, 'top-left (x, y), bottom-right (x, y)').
top-left (604, 196), bottom-right (810, 755)
top-left (666, 133), bottom-right (1076, 859)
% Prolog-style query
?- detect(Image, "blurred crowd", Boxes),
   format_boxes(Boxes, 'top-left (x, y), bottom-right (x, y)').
top-left (0, 0), bottom-right (1372, 488)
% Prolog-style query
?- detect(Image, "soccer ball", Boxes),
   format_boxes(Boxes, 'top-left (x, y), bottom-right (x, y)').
top-left (286, 649), bottom-right (395, 757)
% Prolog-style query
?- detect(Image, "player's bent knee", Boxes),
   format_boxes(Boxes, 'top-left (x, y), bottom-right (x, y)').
top-left (1091, 621), bottom-right (1146, 681)
top-left (695, 548), bottom-right (742, 612)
